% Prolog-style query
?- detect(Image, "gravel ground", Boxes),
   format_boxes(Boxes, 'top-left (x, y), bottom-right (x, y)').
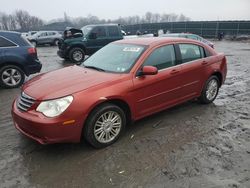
top-left (0, 41), bottom-right (250, 188)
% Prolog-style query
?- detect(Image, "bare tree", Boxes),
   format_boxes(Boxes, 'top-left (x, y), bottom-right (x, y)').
top-left (0, 10), bottom-right (44, 31)
top-left (0, 9), bottom-right (190, 31)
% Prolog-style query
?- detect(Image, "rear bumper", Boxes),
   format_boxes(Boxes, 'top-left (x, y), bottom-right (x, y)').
top-left (12, 99), bottom-right (85, 144)
top-left (25, 59), bottom-right (42, 76)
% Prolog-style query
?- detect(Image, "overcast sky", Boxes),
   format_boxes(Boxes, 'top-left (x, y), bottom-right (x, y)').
top-left (1, 0), bottom-right (250, 21)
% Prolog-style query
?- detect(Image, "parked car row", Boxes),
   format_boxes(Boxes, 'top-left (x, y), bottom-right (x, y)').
top-left (0, 25), bottom-right (227, 149)
top-left (57, 24), bottom-right (215, 63)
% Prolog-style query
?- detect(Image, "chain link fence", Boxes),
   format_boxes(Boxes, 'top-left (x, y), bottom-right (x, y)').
top-left (123, 21), bottom-right (250, 38)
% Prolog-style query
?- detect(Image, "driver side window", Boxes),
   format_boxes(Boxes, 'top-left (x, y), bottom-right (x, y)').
top-left (91, 27), bottom-right (106, 38)
top-left (143, 45), bottom-right (176, 70)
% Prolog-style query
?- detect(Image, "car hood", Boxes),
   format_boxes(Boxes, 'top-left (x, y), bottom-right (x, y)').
top-left (23, 65), bottom-right (125, 100)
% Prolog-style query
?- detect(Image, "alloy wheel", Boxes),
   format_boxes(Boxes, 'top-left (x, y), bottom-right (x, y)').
top-left (94, 111), bottom-right (122, 144)
top-left (1, 68), bottom-right (22, 87)
top-left (206, 79), bottom-right (218, 101)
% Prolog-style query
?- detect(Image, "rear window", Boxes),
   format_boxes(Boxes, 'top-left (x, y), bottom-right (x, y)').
top-left (0, 36), bottom-right (17, 47)
top-left (21, 36), bottom-right (32, 46)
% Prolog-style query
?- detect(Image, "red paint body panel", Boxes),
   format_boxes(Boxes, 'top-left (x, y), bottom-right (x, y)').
top-left (12, 38), bottom-right (227, 144)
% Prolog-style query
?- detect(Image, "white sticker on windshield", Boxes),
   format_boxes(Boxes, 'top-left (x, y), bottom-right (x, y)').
top-left (123, 47), bottom-right (141, 52)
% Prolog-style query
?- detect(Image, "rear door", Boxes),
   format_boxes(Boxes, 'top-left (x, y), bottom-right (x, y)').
top-left (132, 44), bottom-right (183, 118)
top-left (176, 43), bottom-right (207, 99)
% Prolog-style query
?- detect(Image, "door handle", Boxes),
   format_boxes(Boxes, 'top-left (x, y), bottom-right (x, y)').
top-left (202, 60), bottom-right (208, 65)
top-left (170, 69), bottom-right (180, 75)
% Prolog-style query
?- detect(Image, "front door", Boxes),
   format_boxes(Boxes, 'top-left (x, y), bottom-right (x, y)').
top-left (132, 44), bottom-right (183, 118)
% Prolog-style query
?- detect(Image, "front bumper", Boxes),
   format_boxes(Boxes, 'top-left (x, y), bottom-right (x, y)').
top-left (57, 49), bottom-right (67, 59)
top-left (12, 100), bottom-right (85, 144)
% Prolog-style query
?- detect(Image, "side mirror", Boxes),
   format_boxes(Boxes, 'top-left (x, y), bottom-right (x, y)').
top-left (89, 32), bottom-right (97, 39)
top-left (138, 66), bottom-right (158, 76)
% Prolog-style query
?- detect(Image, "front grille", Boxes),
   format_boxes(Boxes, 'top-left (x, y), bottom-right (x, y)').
top-left (17, 92), bottom-right (36, 111)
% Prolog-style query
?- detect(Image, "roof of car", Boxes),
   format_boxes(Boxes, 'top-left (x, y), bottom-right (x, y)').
top-left (162, 33), bottom-right (197, 36)
top-left (115, 37), bottom-right (200, 46)
top-left (0, 31), bottom-right (20, 37)
top-left (85, 23), bottom-right (120, 27)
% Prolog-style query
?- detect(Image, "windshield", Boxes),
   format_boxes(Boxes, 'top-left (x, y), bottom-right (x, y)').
top-left (82, 43), bottom-right (146, 73)
top-left (81, 26), bottom-right (93, 36)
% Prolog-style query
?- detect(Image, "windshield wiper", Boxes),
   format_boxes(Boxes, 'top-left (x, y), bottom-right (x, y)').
top-left (84, 65), bottom-right (106, 72)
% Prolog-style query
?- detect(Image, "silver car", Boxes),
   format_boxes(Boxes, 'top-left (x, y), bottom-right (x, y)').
top-left (160, 33), bottom-right (214, 48)
top-left (29, 31), bottom-right (62, 46)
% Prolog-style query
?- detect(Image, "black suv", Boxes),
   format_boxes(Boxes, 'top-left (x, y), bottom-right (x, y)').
top-left (0, 31), bottom-right (42, 88)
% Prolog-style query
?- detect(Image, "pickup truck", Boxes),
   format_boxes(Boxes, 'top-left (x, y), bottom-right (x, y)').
top-left (57, 24), bottom-right (123, 63)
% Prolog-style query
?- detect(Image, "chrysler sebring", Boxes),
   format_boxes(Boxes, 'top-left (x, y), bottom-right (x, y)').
top-left (12, 37), bottom-right (227, 148)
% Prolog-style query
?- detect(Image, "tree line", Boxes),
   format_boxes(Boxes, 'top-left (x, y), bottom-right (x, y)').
top-left (0, 10), bottom-right (44, 31)
top-left (0, 10), bottom-right (190, 31)
top-left (58, 12), bottom-right (191, 27)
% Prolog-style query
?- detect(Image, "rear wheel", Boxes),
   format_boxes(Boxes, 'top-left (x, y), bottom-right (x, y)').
top-left (199, 76), bottom-right (219, 104)
top-left (53, 39), bottom-right (60, 46)
top-left (84, 103), bottom-right (126, 148)
top-left (0, 65), bottom-right (25, 89)
top-left (69, 47), bottom-right (85, 63)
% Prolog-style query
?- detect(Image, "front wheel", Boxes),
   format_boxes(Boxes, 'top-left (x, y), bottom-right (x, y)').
top-left (69, 48), bottom-right (85, 64)
top-left (84, 103), bottom-right (126, 148)
top-left (199, 76), bottom-right (219, 104)
top-left (0, 65), bottom-right (25, 89)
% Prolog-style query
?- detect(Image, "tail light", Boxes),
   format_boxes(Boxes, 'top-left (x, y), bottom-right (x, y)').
top-left (28, 47), bottom-right (37, 54)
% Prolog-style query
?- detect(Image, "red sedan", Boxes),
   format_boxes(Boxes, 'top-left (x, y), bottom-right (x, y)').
top-left (12, 38), bottom-right (227, 148)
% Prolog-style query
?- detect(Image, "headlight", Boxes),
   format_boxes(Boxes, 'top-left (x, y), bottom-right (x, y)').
top-left (36, 96), bottom-right (73, 117)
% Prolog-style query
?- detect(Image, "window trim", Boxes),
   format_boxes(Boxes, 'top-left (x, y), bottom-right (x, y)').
top-left (0, 36), bottom-right (19, 48)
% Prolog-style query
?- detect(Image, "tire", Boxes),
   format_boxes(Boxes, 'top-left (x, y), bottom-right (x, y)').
top-left (84, 103), bottom-right (126, 148)
top-left (53, 39), bottom-right (60, 46)
top-left (0, 65), bottom-right (25, 89)
top-left (69, 47), bottom-right (85, 63)
top-left (199, 76), bottom-right (219, 104)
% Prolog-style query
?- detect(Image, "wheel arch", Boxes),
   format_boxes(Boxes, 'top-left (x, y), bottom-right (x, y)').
top-left (211, 71), bottom-right (223, 87)
top-left (81, 98), bottom-right (133, 138)
top-left (69, 44), bottom-right (86, 54)
top-left (0, 62), bottom-right (26, 75)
